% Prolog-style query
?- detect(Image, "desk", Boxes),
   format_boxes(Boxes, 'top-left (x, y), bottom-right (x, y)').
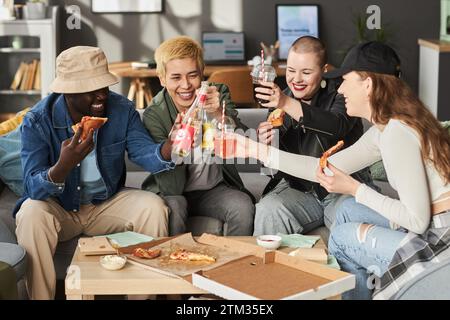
top-left (108, 62), bottom-right (287, 109)
top-left (65, 235), bottom-right (326, 300)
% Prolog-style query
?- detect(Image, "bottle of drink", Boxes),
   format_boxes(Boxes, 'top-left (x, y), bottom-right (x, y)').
top-left (172, 82), bottom-right (209, 158)
top-left (201, 84), bottom-right (216, 154)
top-left (214, 116), bottom-right (236, 158)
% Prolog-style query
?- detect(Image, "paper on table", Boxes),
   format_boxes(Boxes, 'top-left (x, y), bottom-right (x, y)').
top-left (96, 231), bottom-right (153, 248)
top-left (277, 233), bottom-right (320, 248)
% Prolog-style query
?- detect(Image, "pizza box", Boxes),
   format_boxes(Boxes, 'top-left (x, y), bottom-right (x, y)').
top-left (192, 234), bottom-right (355, 300)
top-left (289, 247), bottom-right (328, 264)
top-left (120, 233), bottom-right (250, 279)
top-left (78, 237), bottom-right (116, 256)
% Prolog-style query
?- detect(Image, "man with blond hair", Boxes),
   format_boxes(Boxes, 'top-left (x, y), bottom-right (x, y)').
top-left (142, 36), bottom-right (255, 236)
top-left (15, 46), bottom-right (179, 299)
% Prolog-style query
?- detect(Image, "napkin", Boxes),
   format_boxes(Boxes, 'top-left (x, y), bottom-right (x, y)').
top-left (277, 233), bottom-right (320, 248)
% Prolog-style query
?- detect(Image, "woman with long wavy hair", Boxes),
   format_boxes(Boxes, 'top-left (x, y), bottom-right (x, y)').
top-left (228, 41), bottom-right (450, 299)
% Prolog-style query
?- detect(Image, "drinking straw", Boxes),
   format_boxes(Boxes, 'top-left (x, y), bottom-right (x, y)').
top-left (260, 49), bottom-right (265, 79)
top-left (221, 100), bottom-right (226, 138)
top-left (218, 100), bottom-right (225, 155)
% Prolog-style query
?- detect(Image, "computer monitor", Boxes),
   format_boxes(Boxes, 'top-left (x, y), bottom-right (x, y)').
top-left (202, 32), bottom-right (246, 65)
top-left (276, 5), bottom-right (320, 60)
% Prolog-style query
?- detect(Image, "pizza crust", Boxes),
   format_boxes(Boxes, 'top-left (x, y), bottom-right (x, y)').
top-left (320, 140), bottom-right (344, 169)
top-left (132, 248), bottom-right (161, 259)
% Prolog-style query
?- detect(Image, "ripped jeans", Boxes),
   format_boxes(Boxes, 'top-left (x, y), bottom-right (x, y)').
top-left (328, 197), bottom-right (408, 300)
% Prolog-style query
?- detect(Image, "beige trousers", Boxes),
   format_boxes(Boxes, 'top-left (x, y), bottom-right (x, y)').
top-left (15, 189), bottom-right (169, 300)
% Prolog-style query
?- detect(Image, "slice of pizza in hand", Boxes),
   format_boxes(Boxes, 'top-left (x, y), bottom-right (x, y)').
top-left (169, 249), bottom-right (216, 263)
top-left (319, 140), bottom-right (344, 169)
top-left (267, 108), bottom-right (285, 127)
top-left (72, 116), bottom-right (108, 141)
top-left (132, 248), bottom-right (161, 259)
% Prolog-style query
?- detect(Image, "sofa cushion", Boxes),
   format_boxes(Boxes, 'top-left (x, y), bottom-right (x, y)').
top-left (0, 126), bottom-right (24, 197)
top-left (0, 219), bottom-right (16, 244)
top-left (306, 226), bottom-right (330, 246)
top-left (0, 107), bottom-right (30, 136)
top-left (393, 257), bottom-right (450, 300)
top-left (0, 187), bottom-right (20, 234)
top-left (370, 161), bottom-right (388, 182)
top-left (0, 243), bottom-right (27, 280)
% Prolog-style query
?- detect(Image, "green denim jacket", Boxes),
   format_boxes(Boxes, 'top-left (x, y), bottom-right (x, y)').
top-left (141, 83), bottom-right (255, 203)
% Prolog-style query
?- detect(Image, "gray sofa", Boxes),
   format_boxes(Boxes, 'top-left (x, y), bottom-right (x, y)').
top-left (2, 107), bottom-right (447, 300)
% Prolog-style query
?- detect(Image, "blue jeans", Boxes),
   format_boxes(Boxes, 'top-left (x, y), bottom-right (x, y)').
top-left (328, 197), bottom-right (407, 300)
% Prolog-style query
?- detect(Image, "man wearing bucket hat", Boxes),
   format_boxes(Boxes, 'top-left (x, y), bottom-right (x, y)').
top-left (14, 46), bottom-right (179, 299)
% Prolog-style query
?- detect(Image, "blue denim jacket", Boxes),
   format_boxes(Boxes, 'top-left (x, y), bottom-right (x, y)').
top-left (14, 92), bottom-right (175, 216)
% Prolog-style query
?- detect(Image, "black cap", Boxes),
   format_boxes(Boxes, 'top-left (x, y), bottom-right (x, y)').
top-left (324, 41), bottom-right (401, 79)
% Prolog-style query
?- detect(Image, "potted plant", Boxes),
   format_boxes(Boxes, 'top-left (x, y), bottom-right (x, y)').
top-left (24, 0), bottom-right (48, 20)
top-left (337, 11), bottom-right (395, 63)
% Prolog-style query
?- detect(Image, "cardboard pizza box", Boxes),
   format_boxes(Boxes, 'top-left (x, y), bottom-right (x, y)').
top-left (78, 237), bottom-right (116, 256)
top-left (289, 247), bottom-right (329, 264)
top-left (192, 234), bottom-right (355, 300)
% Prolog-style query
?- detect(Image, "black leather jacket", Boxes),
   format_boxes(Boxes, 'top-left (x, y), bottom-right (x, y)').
top-left (263, 78), bottom-right (373, 200)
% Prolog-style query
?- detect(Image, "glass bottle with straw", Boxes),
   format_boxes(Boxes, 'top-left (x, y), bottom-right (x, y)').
top-left (172, 81), bottom-right (209, 158)
top-left (201, 82), bottom-right (216, 155)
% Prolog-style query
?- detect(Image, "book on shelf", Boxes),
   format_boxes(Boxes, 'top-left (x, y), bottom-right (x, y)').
top-left (10, 62), bottom-right (26, 90)
top-left (19, 63), bottom-right (29, 91)
top-left (10, 60), bottom-right (41, 91)
top-left (28, 60), bottom-right (38, 90)
top-left (34, 61), bottom-right (41, 90)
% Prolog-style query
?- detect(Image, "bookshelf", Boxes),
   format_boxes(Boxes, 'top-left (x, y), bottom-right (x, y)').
top-left (0, 6), bottom-right (59, 115)
top-left (0, 47), bottom-right (40, 53)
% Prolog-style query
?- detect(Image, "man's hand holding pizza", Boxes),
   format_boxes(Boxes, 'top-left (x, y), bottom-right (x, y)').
top-left (48, 126), bottom-right (95, 184)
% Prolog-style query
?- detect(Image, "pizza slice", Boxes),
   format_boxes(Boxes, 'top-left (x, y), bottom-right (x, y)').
top-left (132, 248), bottom-right (161, 259)
top-left (169, 249), bottom-right (216, 263)
top-left (267, 108), bottom-right (285, 127)
top-left (319, 140), bottom-right (344, 169)
top-left (72, 116), bottom-right (108, 141)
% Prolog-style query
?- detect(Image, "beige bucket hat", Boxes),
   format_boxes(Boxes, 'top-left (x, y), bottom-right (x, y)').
top-left (50, 46), bottom-right (119, 94)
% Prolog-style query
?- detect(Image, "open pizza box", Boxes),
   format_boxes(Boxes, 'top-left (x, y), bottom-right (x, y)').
top-left (112, 233), bottom-right (354, 299)
top-left (191, 234), bottom-right (356, 300)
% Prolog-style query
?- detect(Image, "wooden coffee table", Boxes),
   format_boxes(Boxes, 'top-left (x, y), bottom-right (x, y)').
top-left (65, 236), bottom-right (326, 300)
